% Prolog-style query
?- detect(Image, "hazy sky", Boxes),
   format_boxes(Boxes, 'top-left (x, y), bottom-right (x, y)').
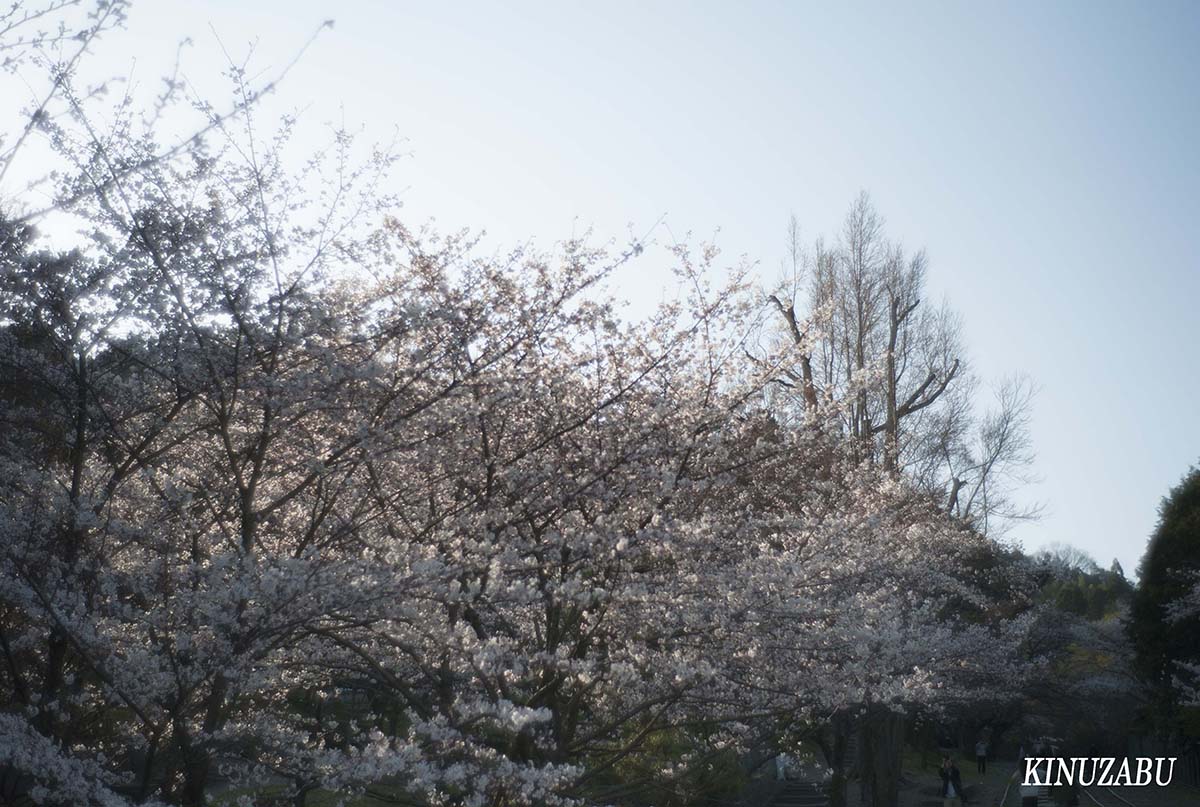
top-left (17, 1), bottom-right (1200, 575)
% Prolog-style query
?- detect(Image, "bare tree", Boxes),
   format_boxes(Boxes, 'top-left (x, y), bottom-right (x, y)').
top-left (947, 375), bottom-right (1042, 532)
top-left (764, 192), bottom-right (1037, 535)
top-left (1034, 542), bottom-right (1101, 575)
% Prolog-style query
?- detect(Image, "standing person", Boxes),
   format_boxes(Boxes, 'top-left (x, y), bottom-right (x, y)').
top-left (940, 756), bottom-right (965, 807)
top-left (975, 738), bottom-right (988, 775)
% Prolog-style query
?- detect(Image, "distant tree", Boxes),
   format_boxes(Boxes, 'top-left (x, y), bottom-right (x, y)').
top-left (971, 545), bottom-right (1142, 761)
top-left (763, 194), bottom-right (1039, 536)
top-left (1019, 601), bottom-right (1141, 754)
top-left (1034, 548), bottom-right (1132, 621)
top-left (1034, 542), bottom-right (1101, 575)
top-left (1130, 466), bottom-right (1200, 731)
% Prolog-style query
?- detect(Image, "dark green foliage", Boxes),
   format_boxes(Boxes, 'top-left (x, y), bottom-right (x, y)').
top-left (1040, 567), bottom-right (1133, 620)
top-left (598, 725), bottom-right (748, 807)
top-left (1130, 466), bottom-right (1200, 728)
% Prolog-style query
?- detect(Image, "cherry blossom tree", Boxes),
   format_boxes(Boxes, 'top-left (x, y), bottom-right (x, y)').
top-left (0, 5), bottom-right (1040, 806)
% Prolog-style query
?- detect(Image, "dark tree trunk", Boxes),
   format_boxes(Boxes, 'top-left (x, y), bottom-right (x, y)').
top-left (818, 712), bottom-right (853, 807)
top-left (859, 706), bottom-right (905, 807)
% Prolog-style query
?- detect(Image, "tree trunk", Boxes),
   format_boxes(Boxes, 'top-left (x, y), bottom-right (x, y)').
top-left (819, 712), bottom-right (853, 807)
top-left (883, 302), bottom-right (899, 475)
top-left (859, 706), bottom-right (905, 807)
top-left (178, 743), bottom-right (209, 807)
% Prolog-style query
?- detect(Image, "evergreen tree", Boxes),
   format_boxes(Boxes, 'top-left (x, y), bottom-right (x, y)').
top-left (1130, 466), bottom-right (1200, 731)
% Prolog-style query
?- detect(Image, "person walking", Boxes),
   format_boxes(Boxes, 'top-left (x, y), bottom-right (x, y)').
top-left (940, 756), bottom-right (965, 807)
top-left (974, 738), bottom-right (988, 775)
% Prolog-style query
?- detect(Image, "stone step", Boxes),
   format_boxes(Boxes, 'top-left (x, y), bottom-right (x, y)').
top-left (769, 782), bottom-right (829, 807)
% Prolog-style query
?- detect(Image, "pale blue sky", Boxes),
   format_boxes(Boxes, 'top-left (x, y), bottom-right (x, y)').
top-left (30, 2), bottom-right (1200, 574)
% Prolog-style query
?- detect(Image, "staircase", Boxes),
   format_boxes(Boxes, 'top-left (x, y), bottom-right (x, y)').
top-left (767, 781), bottom-right (829, 807)
top-left (1001, 779), bottom-right (1052, 807)
top-left (844, 730), bottom-right (860, 776)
